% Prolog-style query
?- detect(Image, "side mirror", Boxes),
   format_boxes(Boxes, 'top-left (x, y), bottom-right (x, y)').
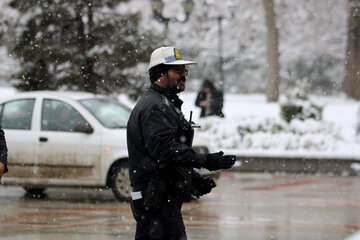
top-left (84, 125), bottom-right (94, 134)
top-left (75, 123), bottom-right (94, 134)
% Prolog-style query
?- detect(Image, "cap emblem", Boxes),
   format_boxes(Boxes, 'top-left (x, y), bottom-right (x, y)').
top-left (165, 48), bottom-right (182, 63)
top-left (174, 48), bottom-right (182, 59)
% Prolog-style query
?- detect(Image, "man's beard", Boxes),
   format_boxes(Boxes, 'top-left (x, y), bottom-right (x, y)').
top-left (167, 75), bottom-right (186, 94)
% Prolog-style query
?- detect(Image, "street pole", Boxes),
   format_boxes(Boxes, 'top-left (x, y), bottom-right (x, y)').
top-left (218, 16), bottom-right (224, 93)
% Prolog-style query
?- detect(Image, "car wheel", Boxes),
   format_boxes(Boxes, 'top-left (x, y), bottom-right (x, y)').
top-left (23, 187), bottom-right (46, 198)
top-left (109, 161), bottom-right (131, 201)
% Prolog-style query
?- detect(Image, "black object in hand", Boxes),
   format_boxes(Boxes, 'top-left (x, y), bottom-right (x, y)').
top-left (191, 176), bottom-right (216, 199)
top-left (204, 151), bottom-right (236, 171)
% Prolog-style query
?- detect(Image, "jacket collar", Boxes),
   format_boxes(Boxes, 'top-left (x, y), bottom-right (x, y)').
top-left (150, 83), bottom-right (183, 108)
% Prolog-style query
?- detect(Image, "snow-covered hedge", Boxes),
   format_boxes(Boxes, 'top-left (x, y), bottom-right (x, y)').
top-left (194, 79), bottom-right (346, 153)
top-left (196, 116), bottom-right (342, 152)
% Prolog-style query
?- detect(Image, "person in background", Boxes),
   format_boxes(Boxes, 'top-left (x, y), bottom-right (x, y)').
top-left (0, 127), bottom-right (8, 182)
top-left (195, 79), bottom-right (224, 118)
top-left (127, 46), bottom-right (236, 240)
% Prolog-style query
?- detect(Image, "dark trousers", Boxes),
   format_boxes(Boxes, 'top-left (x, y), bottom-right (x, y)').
top-left (130, 195), bottom-right (187, 240)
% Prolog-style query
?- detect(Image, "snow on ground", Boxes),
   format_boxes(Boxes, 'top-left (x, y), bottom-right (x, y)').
top-left (1, 87), bottom-right (359, 160)
top-left (179, 92), bottom-right (360, 160)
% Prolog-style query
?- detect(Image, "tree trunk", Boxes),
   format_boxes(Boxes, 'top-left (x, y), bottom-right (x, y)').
top-left (263, 0), bottom-right (280, 102)
top-left (343, 0), bottom-right (360, 100)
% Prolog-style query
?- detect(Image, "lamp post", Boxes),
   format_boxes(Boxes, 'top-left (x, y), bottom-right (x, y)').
top-left (217, 16), bottom-right (224, 93)
top-left (150, 0), bottom-right (195, 27)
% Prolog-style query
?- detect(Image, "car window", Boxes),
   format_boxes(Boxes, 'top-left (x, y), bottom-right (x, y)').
top-left (0, 99), bottom-right (35, 130)
top-left (79, 98), bottom-right (131, 128)
top-left (41, 99), bottom-right (89, 132)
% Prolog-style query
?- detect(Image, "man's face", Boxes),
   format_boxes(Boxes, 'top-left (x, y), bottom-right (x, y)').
top-left (164, 65), bottom-right (188, 94)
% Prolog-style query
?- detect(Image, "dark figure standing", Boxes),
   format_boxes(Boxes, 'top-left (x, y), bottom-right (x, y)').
top-left (127, 46), bottom-right (236, 240)
top-left (195, 79), bottom-right (224, 118)
top-left (0, 127), bottom-right (8, 182)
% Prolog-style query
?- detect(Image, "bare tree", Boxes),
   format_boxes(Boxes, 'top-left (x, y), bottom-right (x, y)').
top-left (343, 0), bottom-right (360, 100)
top-left (263, 0), bottom-right (280, 102)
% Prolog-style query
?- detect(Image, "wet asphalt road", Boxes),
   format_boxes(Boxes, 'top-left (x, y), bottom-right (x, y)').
top-left (0, 172), bottom-right (359, 240)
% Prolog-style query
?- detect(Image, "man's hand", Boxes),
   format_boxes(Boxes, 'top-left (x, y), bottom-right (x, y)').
top-left (200, 101), bottom-right (208, 107)
top-left (0, 162), bottom-right (5, 181)
top-left (203, 151), bottom-right (236, 171)
top-left (191, 176), bottom-right (216, 199)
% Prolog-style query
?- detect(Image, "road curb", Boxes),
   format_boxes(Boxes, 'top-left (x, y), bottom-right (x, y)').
top-left (231, 156), bottom-right (360, 176)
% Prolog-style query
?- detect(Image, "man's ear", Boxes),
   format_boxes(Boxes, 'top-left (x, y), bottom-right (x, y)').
top-left (160, 72), bottom-right (168, 82)
top-left (155, 74), bottom-right (167, 87)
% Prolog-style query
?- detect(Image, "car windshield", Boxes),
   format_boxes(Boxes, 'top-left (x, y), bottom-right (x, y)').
top-left (79, 98), bottom-right (131, 129)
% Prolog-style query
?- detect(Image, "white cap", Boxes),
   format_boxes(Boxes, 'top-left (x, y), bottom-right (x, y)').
top-left (149, 46), bottom-right (197, 70)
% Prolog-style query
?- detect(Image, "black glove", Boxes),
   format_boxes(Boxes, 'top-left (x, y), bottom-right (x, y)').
top-left (191, 176), bottom-right (216, 199)
top-left (203, 151), bottom-right (236, 171)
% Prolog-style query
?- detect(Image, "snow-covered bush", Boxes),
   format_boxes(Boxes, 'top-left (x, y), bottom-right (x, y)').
top-left (192, 84), bottom-right (347, 153)
top-left (236, 117), bottom-right (341, 151)
top-left (195, 115), bottom-right (343, 152)
top-left (280, 79), bottom-right (323, 123)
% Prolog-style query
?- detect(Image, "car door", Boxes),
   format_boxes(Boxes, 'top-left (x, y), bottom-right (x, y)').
top-left (0, 98), bottom-right (37, 179)
top-left (36, 98), bottom-right (102, 183)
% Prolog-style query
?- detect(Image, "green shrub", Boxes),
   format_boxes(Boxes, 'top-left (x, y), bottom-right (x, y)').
top-left (280, 79), bottom-right (323, 123)
top-left (281, 104), bottom-right (303, 123)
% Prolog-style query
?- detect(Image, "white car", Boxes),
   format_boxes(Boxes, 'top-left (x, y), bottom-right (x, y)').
top-left (0, 91), bottom-right (211, 200)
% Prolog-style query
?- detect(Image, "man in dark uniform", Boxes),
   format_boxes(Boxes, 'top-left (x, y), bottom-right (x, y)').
top-left (0, 127), bottom-right (8, 182)
top-left (127, 46), bottom-right (236, 240)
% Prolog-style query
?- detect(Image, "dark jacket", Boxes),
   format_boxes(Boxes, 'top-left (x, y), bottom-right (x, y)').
top-left (195, 88), bottom-right (224, 118)
top-left (127, 84), bottom-right (205, 200)
top-left (0, 127), bottom-right (8, 173)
